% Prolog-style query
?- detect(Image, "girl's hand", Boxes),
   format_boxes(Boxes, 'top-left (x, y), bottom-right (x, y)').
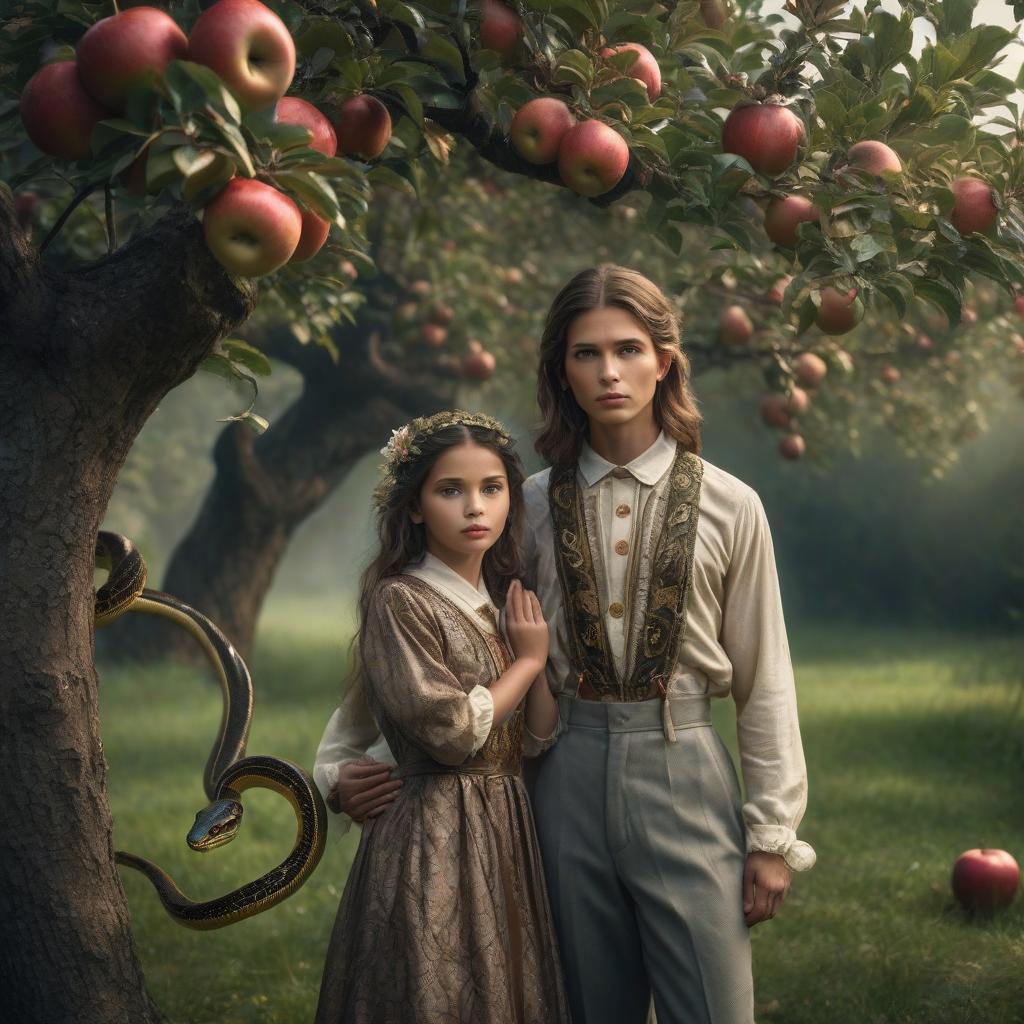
top-left (743, 851), bottom-right (790, 926)
top-left (505, 579), bottom-right (549, 669)
top-left (330, 756), bottom-right (402, 822)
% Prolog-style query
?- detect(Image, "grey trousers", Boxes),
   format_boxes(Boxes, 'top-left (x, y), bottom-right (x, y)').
top-left (532, 696), bottom-right (754, 1024)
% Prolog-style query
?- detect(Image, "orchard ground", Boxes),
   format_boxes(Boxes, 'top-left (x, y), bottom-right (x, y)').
top-left (100, 602), bottom-right (1024, 1024)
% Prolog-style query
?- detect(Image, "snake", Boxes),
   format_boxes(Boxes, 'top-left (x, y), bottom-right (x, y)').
top-left (95, 531), bottom-right (327, 930)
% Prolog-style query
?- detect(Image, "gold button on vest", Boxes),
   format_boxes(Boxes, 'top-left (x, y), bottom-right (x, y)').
top-left (614, 539), bottom-right (629, 556)
top-left (608, 601), bottom-right (625, 618)
top-left (615, 503), bottom-right (631, 518)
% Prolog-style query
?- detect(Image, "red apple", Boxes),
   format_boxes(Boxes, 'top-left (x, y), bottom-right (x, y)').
top-left (815, 286), bottom-right (864, 335)
top-left (463, 348), bottom-right (497, 379)
top-left (479, 0), bottom-right (522, 57)
top-left (767, 275), bottom-right (793, 305)
top-left (202, 177), bottom-right (302, 277)
top-left (787, 386), bottom-right (810, 415)
top-left (504, 267), bottom-right (523, 285)
top-left (1015, 295), bottom-right (1024, 319)
top-left (699, 0), bottom-right (727, 29)
top-left (949, 177), bottom-right (998, 236)
top-left (599, 43), bottom-right (661, 101)
top-left (721, 102), bottom-right (803, 176)
top-left (333, 95), bottom-right (392, 160)
top-left (289, 207), bottom-right (330, 262)
top-left (421, 323), bottom-right (447, 348)
top-left (779, 434), bottom-right (806, 460)
top-left (760, 393), bottom-right (792, 429)
top-left (275, 96), bottom-right (337, 156)
top-left (793, 352), bottom-right (827, 387)
top-left (188, 0), bottom-right (296, 111)
top-left (915, 333), bottom-right (933, 352)
top-left (718, 304), bottom-right (753, 346)
top-left (19, 61), bottom-right (114, 160)
top-left (430, 302), bottom-right (455, 326)
top-left (952, 849), bottom-right (1020, 911)
top-left (881, 365), bottom-right (901, 384)
top-left (410, 280), bottom-right (432, 298)
top-left (511, 97), bottom-right (575, 165)
top-left (764, 194), bottom-right (820, 247)
top-left (76, 7), bottom-right (187, 111)
top-left (843, 139), bottom-right (902, 177)
top-left (558, 119), bottom-right (630, 197)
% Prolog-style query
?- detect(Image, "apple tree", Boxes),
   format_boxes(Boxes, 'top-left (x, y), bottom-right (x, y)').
top-left (4, 0), bottom-right (1024, 1018)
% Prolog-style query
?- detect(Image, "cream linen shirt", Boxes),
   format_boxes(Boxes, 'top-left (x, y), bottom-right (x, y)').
top-left (520, 431), bottom-right (815, 871)
top-left (313, 552), bottom-right (499, 840)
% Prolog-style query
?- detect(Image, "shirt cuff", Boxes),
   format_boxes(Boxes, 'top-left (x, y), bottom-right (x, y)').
top-left (522, 719), bottom-right (560, 758)
top-left (746, 824), bottom-right (817, 872)
top-left (467, 685), bottom-right (495, 754)
top-left (313, 758), bottom-right (361, 840)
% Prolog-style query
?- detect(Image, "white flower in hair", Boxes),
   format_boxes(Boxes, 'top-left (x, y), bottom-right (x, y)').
top-left (381, 425), bottom-right (413, 461)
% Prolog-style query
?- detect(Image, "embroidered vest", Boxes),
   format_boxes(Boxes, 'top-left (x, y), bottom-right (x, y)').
top-left (548, 446), bottom-right (703, 702)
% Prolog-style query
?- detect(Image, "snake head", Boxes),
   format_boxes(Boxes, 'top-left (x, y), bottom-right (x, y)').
top-left (187, 798), bottom-right (244, 852)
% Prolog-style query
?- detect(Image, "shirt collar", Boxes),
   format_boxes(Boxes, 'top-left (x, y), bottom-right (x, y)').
top-left (403, 551), bottom-right (500, 634)
top-left (578, 430), bottom-right (677, 487)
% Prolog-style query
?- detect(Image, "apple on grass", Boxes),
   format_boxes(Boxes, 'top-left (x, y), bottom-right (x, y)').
top-left (952, 849), bottom-right (1020, 911)
top-left (76, 6), bottom-right (187, 112)
top-left (202, 177), bottom-right (302, 277)
top-left (188, 0), bottom-right (296, 111)
top-left (20, 61), bottom-right (114, 161)
top-left (721, 102), bottom-right (803, 176)
top-left (510, 98), bottom-right (575, 165)
top-left (558, 120), bottom-right (629, 198)
top-left (333, 95), bottom-right (392, 160)
top-left (599, 43), bottom-right (661, 102)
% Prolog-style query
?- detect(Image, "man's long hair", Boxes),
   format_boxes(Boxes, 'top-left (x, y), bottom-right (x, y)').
top-left (535, 265), bottom-right (703, 467)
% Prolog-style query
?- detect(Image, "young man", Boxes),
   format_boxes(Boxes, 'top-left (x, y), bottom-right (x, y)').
top-left (315, 266), bottom-right (814, 1024)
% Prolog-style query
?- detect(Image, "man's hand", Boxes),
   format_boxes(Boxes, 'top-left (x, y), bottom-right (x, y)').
top-left (743, 851), bottom-right (790, 926)
top-left (329, 756), bottom-right (402, 822)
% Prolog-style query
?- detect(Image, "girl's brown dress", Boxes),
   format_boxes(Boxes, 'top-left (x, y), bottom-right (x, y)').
top-left (314, 573), bottom-right (570, 1024)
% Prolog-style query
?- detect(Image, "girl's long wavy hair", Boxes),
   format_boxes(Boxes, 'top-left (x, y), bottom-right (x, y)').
top-left (535, 265), bottom-right (703, 467)
top-left (342, 422), bottom-right (526, 700)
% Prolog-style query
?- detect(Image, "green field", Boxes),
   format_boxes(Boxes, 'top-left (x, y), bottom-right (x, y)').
top-left (100, 601), bottom-right (1024, 1023)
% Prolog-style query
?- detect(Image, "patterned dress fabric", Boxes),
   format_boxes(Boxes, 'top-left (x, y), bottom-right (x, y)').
top-left (314, 575), bottom-right (570, 1024)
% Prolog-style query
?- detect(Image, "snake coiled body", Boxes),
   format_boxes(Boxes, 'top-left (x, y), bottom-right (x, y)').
top-left (96, 531), bottom-right (326, 929)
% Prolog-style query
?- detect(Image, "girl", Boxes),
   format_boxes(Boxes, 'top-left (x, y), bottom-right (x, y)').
top-left (314, 411), bottom-right (569, 1024)
top-left (320, 266), bottom-right (815, 1024)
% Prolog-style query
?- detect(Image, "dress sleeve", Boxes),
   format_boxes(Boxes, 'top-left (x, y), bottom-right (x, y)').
top-left (720, 490), bottom-right (816, 872)
top-left (313, 676), bottom-right (396, 840)
top-left (363, 582), bottom-right (495, 766)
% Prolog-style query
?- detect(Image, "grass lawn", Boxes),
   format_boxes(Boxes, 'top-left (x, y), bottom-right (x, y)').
top-left (99, 601), bottom-right (1024, 1023)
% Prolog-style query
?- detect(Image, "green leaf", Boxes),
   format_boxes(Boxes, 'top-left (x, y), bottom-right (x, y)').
top-left (164, 60), bottom-right (242, 123)
top-left (389, 83), bottom-right (424, 129)
top-left (222, 339), bottom-right (272, 377)
top-left (368, 164), bottom-right (417, 196)
top-left (274, 170), bottom-right (341, 221)
top-left (911, 276), bottom-right (961, 326)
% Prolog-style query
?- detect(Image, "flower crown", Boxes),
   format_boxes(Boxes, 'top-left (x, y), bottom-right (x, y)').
top-left (373, 410), bottom-right (514, 508)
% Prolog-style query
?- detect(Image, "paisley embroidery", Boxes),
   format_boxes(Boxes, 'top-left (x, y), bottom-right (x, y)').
top-left (549, 448), bottom-right (703, 702)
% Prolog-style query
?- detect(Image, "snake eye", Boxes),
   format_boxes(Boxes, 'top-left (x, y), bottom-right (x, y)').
top-left (209, 825), bottom-right (221, 835)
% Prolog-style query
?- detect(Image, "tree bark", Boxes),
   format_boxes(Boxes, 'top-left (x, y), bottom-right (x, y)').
top-left (0, 192), bottom-right (256, 1021)
top-left (114, 317), bottom-right (455, 664)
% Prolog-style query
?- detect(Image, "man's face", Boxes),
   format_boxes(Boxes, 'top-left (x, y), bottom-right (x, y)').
top-left (562, 305), bottom-right (670, 429)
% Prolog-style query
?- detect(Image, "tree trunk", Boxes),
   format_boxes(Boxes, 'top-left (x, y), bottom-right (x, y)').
top-left (114, 323), bottom-right (455, 663)
top-left (0, 195), bottom-right (256, 1021)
